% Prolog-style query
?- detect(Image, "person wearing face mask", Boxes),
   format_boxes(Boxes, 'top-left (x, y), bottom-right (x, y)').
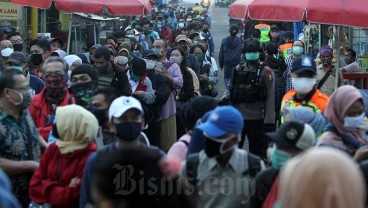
top-left (6, 52), bottom-right (44, 96)
top-left (156, 20), bottom-right (171, 42)
top-left (223, 38), bottom-right (275, 160)
top-left (0, 47), bottom-right (13, 72)
top-left (269, 24), bottom-right (284, 47)
top-left (316, 45), bottom-right (339, 96)
top-left (280, 56), bottom-right (329, 123)
top-left (29, 39), bottom-right (51, 78)
top-left (252, 121), bottom-right (316, 208)
top-left (127, 58), bottom-right (156, 105)
top-left (190, 44), bottom-right (218, 97)
top-left (201, 22), bottom-right (215, 57)
top-left (70, 64), bottom-right (99, 109)
top-left (135, 27), bottom-right (149, 50)
top-left (219, 25), bottom-right (242, 86)
top-left (114, 48), bottom-right (130, 71)
top-left (29, 57), bottom-right (75, 141)
top-left (181, 106), bottom-right (265, 208)
top-left (152, 39), bottom-right (183, 151)
top-left (175, 35), bottom-right (200, 79)
top-left (64, 54), bottom-right (82, 87)
top-left (317, 85), bottom-right (368, 156)
top-left (279, 32), bottom-right (294, 60)
top-left (283, 40), bottom-right (305, 92)
top-left (93, 47), bottom-right (132, 96)
top-left (7, 32), bottom-right (25, 53)
top-left (79, 96), bottom-right (162, 208)
top-left (0, 70), bottom-right (42, 207)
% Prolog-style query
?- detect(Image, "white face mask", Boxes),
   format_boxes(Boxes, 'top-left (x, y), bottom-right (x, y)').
top-left (169, 56), bottom-right (183, 65)
top-left (116, 56), bottom-right (129, 65)
top-left (344, 113), bottom-right (365, 131)
top-left (292, 77), bottom-right (316, 94)
top-left (144, 59), bottom-right (156, 69)
top-left (178, 23), bottom-right (185, 28)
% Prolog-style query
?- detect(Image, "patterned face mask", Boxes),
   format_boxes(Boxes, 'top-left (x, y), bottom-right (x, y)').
top-left (70, 81), bottom-right (98, 108)
top-left (44, 74), bottom-right (67, 104)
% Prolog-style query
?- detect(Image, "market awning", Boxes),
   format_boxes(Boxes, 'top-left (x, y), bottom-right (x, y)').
top-left (229, 0), bottom-right (368, 28)
top-left (11, 0), bottom-right (152, 16)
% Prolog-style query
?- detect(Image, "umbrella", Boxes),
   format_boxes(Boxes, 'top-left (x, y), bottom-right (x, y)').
top-left (229, 0), bottom-right (253, 20)
top-left (11, 0), bottom-right (152, 15)
top-left (230, 0), bottom-right (368, 28)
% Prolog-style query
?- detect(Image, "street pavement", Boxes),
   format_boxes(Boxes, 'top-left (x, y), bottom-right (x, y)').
top-left (178, 0), bottom-right (232, 97)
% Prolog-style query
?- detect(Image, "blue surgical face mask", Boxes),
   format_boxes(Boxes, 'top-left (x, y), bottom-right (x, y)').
top-left (245, 52), bottom-right (260, 61)
top-left (292, 46), bottom-right (304, 56)
top-left (271, 146), bottom-right (292, 169)
top-left (140, 34), bottom-right (145, 41)
top-left (193, 40), bottom-right (199, 45)
top-left (344, 112), bottom-right (365, 131)
top-left (157, 24), bottom-right (162, 29)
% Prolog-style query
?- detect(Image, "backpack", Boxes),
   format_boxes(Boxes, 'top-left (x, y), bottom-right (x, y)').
top-left (253, 168), bottom-right (279, 207)
top-left (230, 63), bottom-right (267, 103)
top-left (186, 152), bottom-right (262, 188)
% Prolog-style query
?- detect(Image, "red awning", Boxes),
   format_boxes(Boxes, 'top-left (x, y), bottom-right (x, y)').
top-left (229, 0), bottom-right (368, 28)
top-left (248, 0), bottom-right (307, 22)
top-left (229, 0), bottom-right (253, 20)
top-left (307, 0), bottom-right (368, 28)
top-left (11, 0), bottom-right (151, 15)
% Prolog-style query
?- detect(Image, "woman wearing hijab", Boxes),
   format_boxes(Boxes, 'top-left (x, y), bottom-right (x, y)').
top-left (317, 85), bottom-right (368, 156)
top-left (277, 148), bottom-right (365, 208)
top-left (29, 105), bottom-right (98, 207)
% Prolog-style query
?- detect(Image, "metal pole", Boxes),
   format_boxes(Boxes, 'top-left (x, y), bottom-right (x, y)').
top-left (334, 25), bottom-right (341, 90)
top-left (74, 26), bottom-right (77, 53)
top-left (94, 24), bottom-right (97, 45)
top-left (67, 13), bottom-right (73, 54)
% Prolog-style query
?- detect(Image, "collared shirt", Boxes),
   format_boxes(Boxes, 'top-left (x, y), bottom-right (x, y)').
top-left (0, 108), bottom-right (41, 206)
top-left (181, 149), bottom-right (265, 208)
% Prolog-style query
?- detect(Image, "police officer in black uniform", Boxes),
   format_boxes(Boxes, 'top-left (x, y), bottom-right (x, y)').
top-left (222, 38), bottom-right (276, 160)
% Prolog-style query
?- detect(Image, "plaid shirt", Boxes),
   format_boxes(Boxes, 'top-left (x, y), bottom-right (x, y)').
top-left (283, 56), bottom-right (294, 92)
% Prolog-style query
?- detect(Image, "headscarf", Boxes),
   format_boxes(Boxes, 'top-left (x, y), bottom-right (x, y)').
top-left (89, 44), bottom-right (102, 53)
top-left (64, 55), bottom-right (82, 71)
top-left (283, 106), bottom-right (326, 135)
top-left (120, 42), bottom-right (132, 53)
top-left (324, 85), bottom-right (365, 142)
top-left (55, 105), bottom-right (98, 154)
top-left (320, 45), bottom-right (333, 56)
top-left (278, 148), bottom-right (365, 208)
top-left (50, 49), bottom-right (67, 58)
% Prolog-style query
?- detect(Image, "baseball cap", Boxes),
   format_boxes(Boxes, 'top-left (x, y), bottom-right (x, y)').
top-left (271, 24), bottom-right (279, 30)
top-left (6, 52), bottom-right (27, 66)
top-left (1, 48), bottom-right (14, 57)
top-left (265, 122), bottom-right (316, 150)
top-left (143, 49), bottom-right (160, 59)
top-left (48, 37), bottom-right (64, 46)
top-left (175, 35), bottom-right (188, 43)
top-left (109, 96), bottom-right (144, 121)
top-left (197, 106), bottom-right (244, 138)
top-left (291, 56), bottom-right (317, 74)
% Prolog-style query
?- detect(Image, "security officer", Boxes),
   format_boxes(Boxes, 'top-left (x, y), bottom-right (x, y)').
top-left (279, 32), bottom-right (293, 59)
top-left (280, 56), bottom-right (329, 121)
top-left (222, 38), bottom-right (275, 160)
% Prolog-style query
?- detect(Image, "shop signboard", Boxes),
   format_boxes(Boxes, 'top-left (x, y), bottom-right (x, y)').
top-left (0, 2), bottom-right (22, 20)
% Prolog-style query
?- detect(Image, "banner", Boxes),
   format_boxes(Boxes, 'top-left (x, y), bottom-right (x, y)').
top-left (0, 2), bottom-right (22, 20)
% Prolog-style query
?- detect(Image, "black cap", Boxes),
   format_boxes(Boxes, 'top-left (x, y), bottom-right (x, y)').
top-left (271, 24), bottom-right (279, 30)
top-left (243, 38), bottom-right (261, 53)
top-left (6, 52), bottom-right (27, 66)
top-left (143, 49), bottom-right (160, 59)
top-left (265, 121), bottom-right (315, 150)
top-left (291, 56), bottom-right (317, 75)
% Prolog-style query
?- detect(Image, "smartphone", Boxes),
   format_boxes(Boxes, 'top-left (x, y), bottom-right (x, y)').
top-left (154, 62), bottom-right (163, 71)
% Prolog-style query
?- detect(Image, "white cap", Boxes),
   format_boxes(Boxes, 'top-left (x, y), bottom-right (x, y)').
top-left (109, 96), bottom-right (143, 121)
top-left (1, 48), bottom-right (14, 57)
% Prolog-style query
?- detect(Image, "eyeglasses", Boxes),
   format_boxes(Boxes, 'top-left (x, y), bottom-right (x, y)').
top-left (10, 40), bottom-right (23, 45)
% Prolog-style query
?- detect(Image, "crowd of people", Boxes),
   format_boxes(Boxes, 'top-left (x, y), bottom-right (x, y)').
top-left (0, 2), bottom-right (368, 208)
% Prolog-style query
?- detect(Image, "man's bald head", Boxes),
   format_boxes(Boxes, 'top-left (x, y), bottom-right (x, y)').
top-left (0, 40), bottom-right (12, 49)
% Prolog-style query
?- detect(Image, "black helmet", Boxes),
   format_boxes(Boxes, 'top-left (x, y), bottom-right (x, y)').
top-left (243, 38), bottom-right (261, 53)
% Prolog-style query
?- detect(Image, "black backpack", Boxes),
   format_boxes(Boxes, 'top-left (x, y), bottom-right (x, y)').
top-left (186, 152), bottom-right (262, 188)
top-left (230, 63), bottom-right (267, 103)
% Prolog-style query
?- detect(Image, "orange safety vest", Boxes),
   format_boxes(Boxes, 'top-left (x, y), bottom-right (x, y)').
top-left (280, 89), bottom-right (329, 123)
top-left (279, 43), bottom-right (293, 58)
